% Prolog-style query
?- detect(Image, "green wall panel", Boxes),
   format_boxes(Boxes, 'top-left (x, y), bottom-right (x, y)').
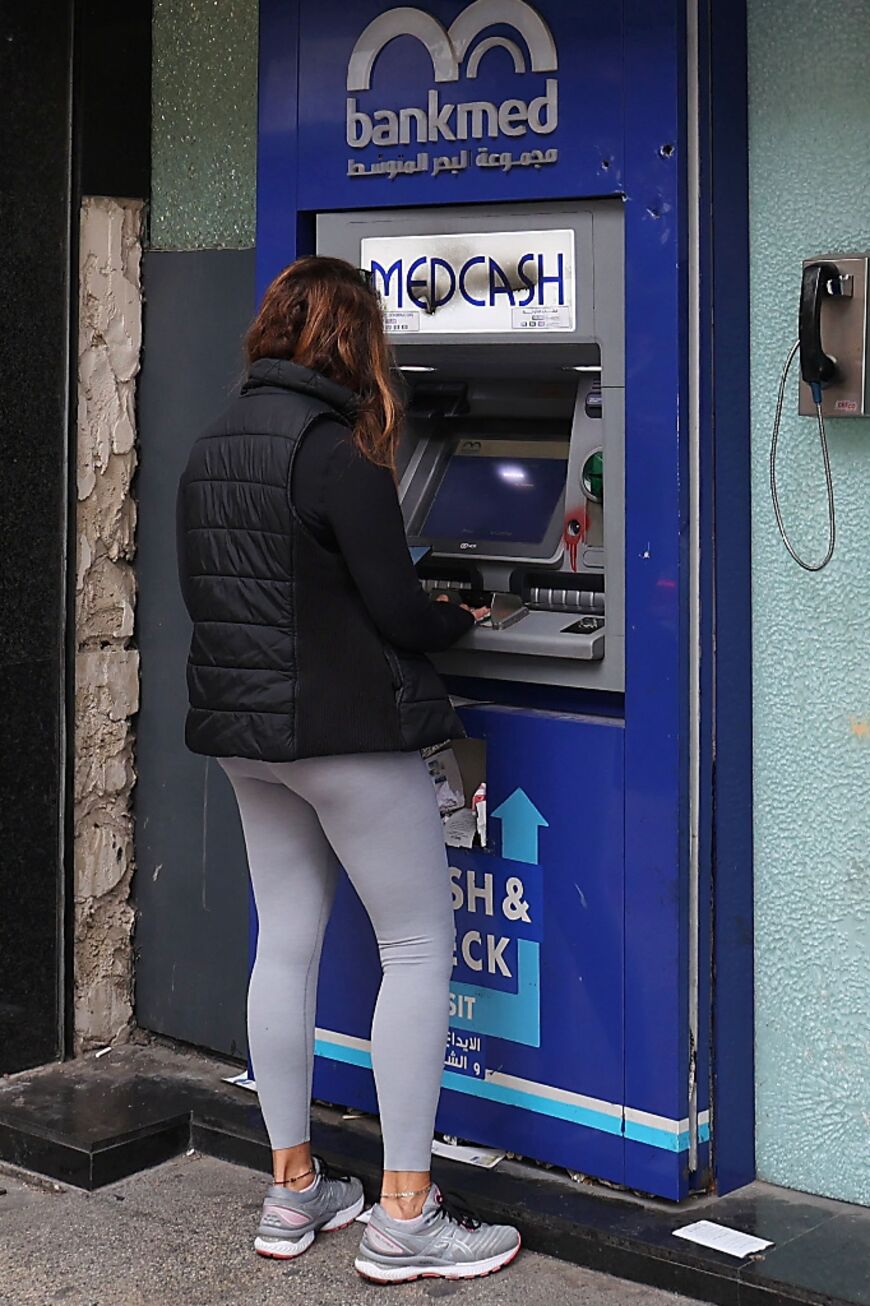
top-left (748, 0), bottom-right (870, 1205)
top-left (151, 0), bottom-right (258, 249)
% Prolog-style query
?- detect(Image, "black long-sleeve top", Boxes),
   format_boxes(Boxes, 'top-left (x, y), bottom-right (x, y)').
top-left (290, 421), bottom-right (475, 653)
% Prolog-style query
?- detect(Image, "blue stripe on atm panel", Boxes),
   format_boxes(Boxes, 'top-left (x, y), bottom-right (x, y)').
top-left (441, 1071), bottom-right (623, 1137)
top-left (313, 1032), bottom-right (705, 1154)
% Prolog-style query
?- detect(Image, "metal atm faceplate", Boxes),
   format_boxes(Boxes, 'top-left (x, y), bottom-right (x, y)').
top-left (317, 202), bottom-right (625, 690)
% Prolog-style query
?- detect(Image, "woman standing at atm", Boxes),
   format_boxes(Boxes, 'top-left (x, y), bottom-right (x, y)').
top-left (176, 256), bottom-right (519, 1283)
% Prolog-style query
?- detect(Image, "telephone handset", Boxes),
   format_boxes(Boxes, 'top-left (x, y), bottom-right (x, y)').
top-left (798, 262), bottom-right (840, 394)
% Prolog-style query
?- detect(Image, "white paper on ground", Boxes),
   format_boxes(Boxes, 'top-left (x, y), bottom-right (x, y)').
top-left (431, 1138), bottom-right (505, 1169)
top-left (673, 1220), bottom-right (773, 1258)
top-left (223, 1072), bottom-right (257, 1092)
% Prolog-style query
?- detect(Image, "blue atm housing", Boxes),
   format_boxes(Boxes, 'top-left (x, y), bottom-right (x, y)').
top-left (254, 0), bottom-right (754, 1200)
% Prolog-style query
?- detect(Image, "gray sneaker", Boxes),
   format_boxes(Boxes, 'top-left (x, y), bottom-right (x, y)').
top-left (355, 1185), bottom-right (520, 1283)
top-left (254, 1157), bottom-right (365, 1259)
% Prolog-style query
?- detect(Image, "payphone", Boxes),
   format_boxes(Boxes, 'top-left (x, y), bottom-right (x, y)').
top-left (770, 253), bottom-right (870, 571)
top-left (317, 202), bottom-right (625, 690)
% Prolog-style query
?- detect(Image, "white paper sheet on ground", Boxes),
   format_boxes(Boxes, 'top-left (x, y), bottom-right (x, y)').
top-left (673, 1220), bottom-right (773, 1258)
top-left (431, 1139), bottom-right (505, 1169)
top-left (223, 1071), bottom-right (257, 1092)
top-left (442, 807), bottom-right (478, 848)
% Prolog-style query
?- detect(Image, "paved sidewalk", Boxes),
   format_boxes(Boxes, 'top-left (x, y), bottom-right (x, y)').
top-left (0, 1153), bottom-right (689, 1306)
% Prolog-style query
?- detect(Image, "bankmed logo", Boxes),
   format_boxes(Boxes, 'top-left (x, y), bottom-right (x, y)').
top-left (346, 0), bottom-right (559, 150)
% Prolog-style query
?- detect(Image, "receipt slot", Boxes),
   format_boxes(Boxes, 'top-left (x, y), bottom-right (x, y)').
top-left (318, 204), bottom-right (625, 691)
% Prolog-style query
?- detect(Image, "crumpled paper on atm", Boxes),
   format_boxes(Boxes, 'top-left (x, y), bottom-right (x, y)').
top-left (442, 807), bottom-right (478, 848)
top-left (425, 746), bottom-right (465, 815)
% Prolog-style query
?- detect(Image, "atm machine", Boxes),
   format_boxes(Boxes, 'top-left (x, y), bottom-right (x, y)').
top-left (252, 0), bottom-right (755, 1203)
top-left (311, 204), bottom-right (635, 1188)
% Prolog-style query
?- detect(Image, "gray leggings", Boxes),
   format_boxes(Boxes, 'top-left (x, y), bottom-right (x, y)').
top-left (219, 751), bottom-right (454, 1172)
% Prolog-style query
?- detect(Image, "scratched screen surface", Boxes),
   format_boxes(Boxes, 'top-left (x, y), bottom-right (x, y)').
top-left (422, 453), bottom-right (567, 543)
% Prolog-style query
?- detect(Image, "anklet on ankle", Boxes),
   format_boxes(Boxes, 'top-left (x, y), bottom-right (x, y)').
top-left (380, 1184), bottom-right (430, 1200)
top-left (279, 1166), bottom-right (315, 1186)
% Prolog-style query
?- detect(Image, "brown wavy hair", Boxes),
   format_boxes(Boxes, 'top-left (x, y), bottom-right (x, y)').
top-left (245, 255), bottom-right (402, 471)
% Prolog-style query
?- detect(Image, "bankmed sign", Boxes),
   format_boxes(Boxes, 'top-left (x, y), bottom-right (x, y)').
top-left (346, 0), bottom-right (561, 181)
top-left (360, 229), bottom-right (575, 333)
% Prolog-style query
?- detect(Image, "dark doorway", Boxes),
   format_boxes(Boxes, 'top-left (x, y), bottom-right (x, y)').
top-left (0, 3), bottom-right (75, 1073)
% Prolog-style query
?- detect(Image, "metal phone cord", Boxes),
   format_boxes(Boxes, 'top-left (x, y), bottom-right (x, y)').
top-left (769, 339), bottom-right (836, 572)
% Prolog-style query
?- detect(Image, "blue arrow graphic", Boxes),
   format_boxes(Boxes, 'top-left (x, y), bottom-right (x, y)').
top-left (492, 788), bottom-right (548, 864)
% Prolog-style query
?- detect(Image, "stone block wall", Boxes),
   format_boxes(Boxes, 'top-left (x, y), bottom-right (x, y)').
top-left (74, 197), bottom-right (143, 1051)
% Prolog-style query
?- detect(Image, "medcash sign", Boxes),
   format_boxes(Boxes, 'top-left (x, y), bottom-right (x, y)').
top-left (346, 0), bottom-right (560, 181)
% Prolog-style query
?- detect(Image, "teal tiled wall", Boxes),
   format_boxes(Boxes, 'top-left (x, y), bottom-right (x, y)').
top-left (151, 0), bottom-right (258, 249)
top-left (748, 0), bottom-right (870, 1205)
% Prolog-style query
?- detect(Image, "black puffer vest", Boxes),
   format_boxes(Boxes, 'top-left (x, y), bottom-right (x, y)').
top-left (177, 360), bottom-right (465, 762)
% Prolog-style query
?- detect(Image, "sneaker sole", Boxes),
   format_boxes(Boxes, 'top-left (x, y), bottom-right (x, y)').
top-left (255, 1192), bottom-right (365, 1259)
top-left (255, 1230), bottom-right (315, 1260)
top-left (354, 1237), bottom-right (521, 1284)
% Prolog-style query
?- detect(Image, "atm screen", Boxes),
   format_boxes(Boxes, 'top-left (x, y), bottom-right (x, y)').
top-left (421, 440), bottom-right (568, 545)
